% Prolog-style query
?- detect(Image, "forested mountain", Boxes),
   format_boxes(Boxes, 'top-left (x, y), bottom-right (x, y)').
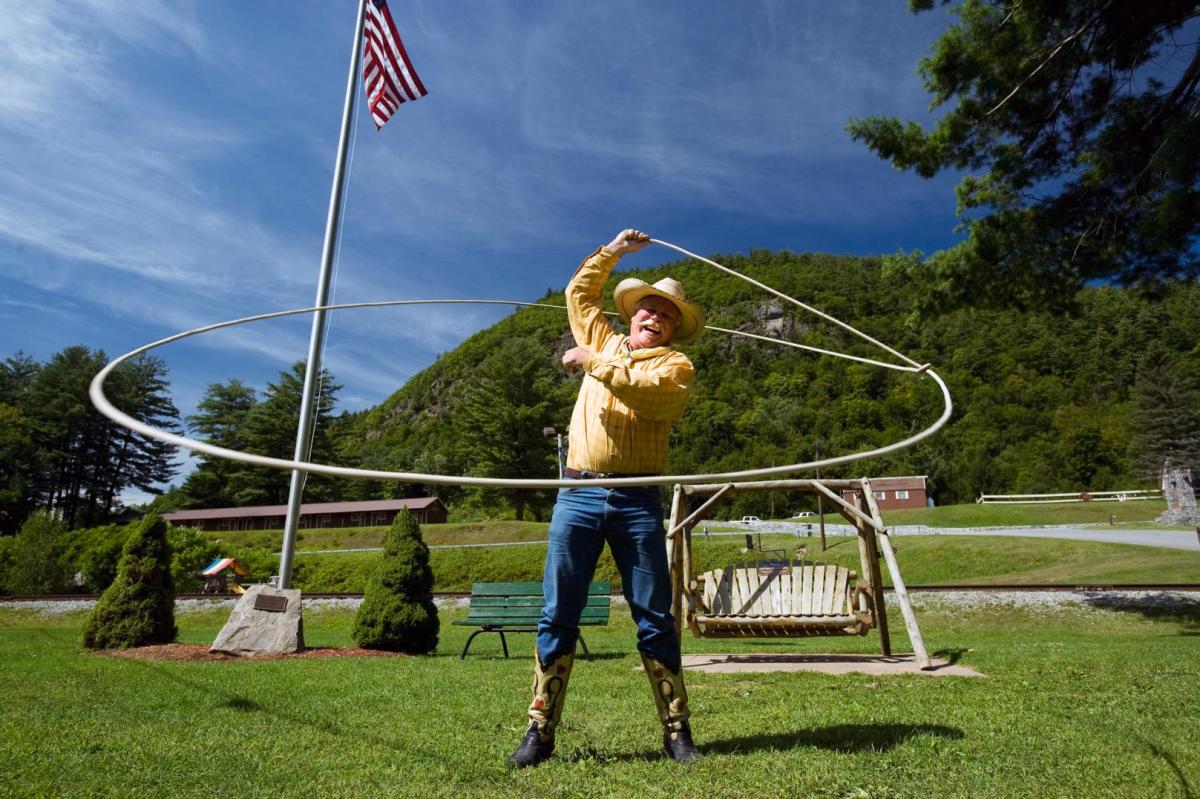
top-left (334, 249), bottom-right (1199, 520)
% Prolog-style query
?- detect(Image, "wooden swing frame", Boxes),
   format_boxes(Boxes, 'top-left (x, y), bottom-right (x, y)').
top-left (665, 477), bottom-right (933, 669)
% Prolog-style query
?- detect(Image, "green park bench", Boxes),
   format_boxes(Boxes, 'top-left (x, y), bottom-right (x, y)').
top-left (453, 580), bottom-right (612, 660)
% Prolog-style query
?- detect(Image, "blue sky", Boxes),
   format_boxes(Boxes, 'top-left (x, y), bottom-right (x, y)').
top-left (0, 1), bottom-right (963, 492)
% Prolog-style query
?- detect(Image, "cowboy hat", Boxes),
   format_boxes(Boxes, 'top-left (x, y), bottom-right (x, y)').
top-left (613, 277), bottom-right (705, 345)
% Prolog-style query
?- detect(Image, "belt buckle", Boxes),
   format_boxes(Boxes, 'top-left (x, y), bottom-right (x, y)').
top-left (567, 468), bottom-right (615, 480)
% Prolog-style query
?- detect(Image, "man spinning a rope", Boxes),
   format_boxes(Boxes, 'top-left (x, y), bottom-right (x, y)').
top-left (509, 229), bottom-right (706, 768)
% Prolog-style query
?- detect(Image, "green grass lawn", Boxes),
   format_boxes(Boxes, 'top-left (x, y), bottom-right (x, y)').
top-left (204, 499), bottom-right (1185, 554)
top-left (203, 500), bottom-right (1183, 562)
top-left (213, 520), bottom-right (550, 552)
top-left (285, 534), bottom-right (1200, 593)
top-left (2, 597), bottom-right (1197, 798)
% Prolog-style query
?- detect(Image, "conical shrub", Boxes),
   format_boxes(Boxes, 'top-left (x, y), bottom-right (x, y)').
top-left (352, 509), bottom-right (438, 653)
top-left (82, 513), bottom-right (177, 650)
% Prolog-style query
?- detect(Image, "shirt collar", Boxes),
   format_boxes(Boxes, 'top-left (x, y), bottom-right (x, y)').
top-left (623, 340), bottom-right (672, 360)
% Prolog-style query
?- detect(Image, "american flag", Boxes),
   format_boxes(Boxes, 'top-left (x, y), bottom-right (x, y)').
top-left (362, 0), bottom-right (427, 129)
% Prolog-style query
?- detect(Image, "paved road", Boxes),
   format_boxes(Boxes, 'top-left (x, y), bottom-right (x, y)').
top-left (900, 526), bottom-right (1200, 551)
top-left (724, 522), bottom-right (1200, 551)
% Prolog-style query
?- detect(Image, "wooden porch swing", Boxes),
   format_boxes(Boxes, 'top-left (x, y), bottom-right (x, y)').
top-left (665, 477), bottom-right (933, 668)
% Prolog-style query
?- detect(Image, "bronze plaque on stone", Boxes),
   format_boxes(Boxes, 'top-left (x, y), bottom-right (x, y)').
top-left (254, 594), bottom-right (289, 613)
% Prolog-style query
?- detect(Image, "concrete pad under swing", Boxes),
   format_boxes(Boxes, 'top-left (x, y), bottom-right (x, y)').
top-left (681, 652), bottom-right (984, 677)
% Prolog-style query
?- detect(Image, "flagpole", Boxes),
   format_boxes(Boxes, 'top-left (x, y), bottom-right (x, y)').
top-left (277, 0), bottom-right (368, 590)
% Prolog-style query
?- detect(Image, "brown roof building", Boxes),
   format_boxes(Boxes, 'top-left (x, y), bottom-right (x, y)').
top-left (841, 476), bottom-right (929, 511)
top-left (163, 497), bottom-right (448, 532)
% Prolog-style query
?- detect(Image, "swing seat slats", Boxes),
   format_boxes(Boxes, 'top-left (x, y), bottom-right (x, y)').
top-left (691, 563), bottom-right (872, 638)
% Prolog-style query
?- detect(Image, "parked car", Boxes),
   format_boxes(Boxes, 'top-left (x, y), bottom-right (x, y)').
top-left (741, 515), bottom-right (761, 523)
top-left (791, 512), bottom-right (816, 519)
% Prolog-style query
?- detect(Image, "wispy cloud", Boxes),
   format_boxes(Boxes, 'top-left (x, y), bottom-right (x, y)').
top-left (2, 0), bottom-right (963, 436)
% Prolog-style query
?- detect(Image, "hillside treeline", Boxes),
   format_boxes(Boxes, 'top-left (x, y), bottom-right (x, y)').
top-left (7, 251), bottom-right (1194, 531)
top-left (332, 250), bottom-right (1199, 520)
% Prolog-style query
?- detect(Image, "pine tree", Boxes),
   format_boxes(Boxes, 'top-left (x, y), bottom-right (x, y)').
top-left (1129, 352), bottom-right (1200, 479)
top-left (226, 361), bottom-right (341, 506)
top-left (20, 347), bottom-right (180, 528)
top-left (180, 379), bottom-right (257, 508)
top-left (352, 509), bottom-right (438, 653)
top-left (454, 337), bottom-right (571, 521)
top-left (82, 513), bottom-right (177, 650)
top-left (849, 0), bottom-right (1200, 311)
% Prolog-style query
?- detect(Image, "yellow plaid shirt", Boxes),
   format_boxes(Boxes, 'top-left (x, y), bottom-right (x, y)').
top-left (566, 247), bottom-right (695, 474)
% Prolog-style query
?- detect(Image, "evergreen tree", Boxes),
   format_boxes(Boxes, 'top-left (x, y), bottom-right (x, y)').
top-left (180, 379), bottom-right (257, 508)
top-left (23, 347), bottom-right (106, 527)
top-left (352, 509), bottom-right (438, 653)
top-left (455, 337), bottom-right (572, 521)
top-left (0, 353), bottom-right (42, 532)
top-left (18, 347), bottom-right (180, 528)
top-left (849, 0), bottom-right (1200, 311)
top-left (0, 536), bottom-right (15, 595)
top-left (0, 403), bottom-right (37, 534)
top-left (0, 352), bottom-right (39, 406)
top-left (99, 355), bottom-right (181, 517)
top-left (1129, 352), bottom-right (1200, 479)
top-left (82, 514), bottom-right (176, 650)
top-left (226, 362), bottom-right (341, 506)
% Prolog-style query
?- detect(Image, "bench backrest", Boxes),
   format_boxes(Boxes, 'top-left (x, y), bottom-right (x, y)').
top-left (465, 581), bottom-right (611, 625)
top-left (700, 564), bottom-right (855, 617)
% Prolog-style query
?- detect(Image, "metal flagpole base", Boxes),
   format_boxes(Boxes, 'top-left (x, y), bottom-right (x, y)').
top-left (210, 585), bottom-right (305, 656)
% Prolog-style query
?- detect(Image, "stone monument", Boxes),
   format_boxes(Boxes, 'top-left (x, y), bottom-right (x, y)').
top-left (1156, 457), bottom-right (1200, 526)
top-left (210, 584), bottom-right (304, 656)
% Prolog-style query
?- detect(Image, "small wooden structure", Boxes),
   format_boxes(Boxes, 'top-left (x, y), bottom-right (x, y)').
top-left (843, 475), bottom-right (929, 510)
top-left (665, 477), bottom-right (932, 668)
top-left (694, 562), bottom-right (872, 638)
top-left (164, 497), bottom-right (448, 532)
top-left (200, 557), bottom-right (249, 594)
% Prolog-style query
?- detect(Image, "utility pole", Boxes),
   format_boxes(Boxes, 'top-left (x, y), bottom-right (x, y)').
top-left (815, 440), bottom-right (827, 551)
top-left (769, 459), bottom-right (775, 519)
top-left (544, 426), bottom-right (566, 479)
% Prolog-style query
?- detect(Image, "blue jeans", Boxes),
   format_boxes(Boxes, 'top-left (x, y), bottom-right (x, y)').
top-left (537, 482), bottom-right (681, 672)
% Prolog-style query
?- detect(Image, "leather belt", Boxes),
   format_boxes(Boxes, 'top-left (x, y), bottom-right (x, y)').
top-left (563, 467), bottom-right (659, 480)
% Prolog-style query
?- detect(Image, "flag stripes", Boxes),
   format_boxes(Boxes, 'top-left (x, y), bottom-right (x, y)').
top-left (363, 0), bottom-right (427, 129)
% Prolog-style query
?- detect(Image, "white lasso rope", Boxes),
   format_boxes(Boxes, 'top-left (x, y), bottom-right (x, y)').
top-left (89, 241), bottom-right (952, 488)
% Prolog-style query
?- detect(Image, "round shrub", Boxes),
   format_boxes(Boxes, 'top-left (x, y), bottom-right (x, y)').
top-left (352, 509), bottom-right (438, 653)
top-left (8, 510), bottom-right (69, 595)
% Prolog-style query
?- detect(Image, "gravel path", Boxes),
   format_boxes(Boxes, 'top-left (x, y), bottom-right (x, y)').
top-left (4, 590), bottom-right (1197, 617)
top-left (907, 589), bottom-right (1200, 616)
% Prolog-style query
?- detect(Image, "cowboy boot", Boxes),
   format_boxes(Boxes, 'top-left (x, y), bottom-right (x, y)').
top-left (508, 648), bottom-right (576, 768)
top-left (640, 652), bottom-right (702, 764)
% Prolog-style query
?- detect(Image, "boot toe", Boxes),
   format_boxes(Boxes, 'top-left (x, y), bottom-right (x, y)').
top-left (508, 725), bottom-right (555, 768)
top-left (663, 726), bottom-right (703, 764)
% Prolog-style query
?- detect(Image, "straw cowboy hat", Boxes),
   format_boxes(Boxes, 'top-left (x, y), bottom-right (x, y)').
top-left (613, 277), bottom-right (705, 345)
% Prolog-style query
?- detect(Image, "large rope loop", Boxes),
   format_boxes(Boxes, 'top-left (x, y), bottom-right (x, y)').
top-left (89, 241), bottom-right (952, 487)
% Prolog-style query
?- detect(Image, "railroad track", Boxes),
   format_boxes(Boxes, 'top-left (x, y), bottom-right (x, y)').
top-left (4, 584), bottom-right (1200, 603)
